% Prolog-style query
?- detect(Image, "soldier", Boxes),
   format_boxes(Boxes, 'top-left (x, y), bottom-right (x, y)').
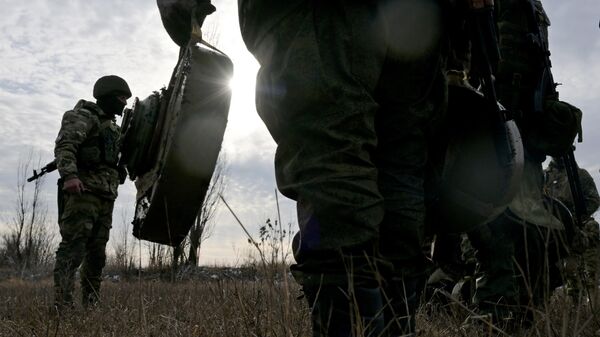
top-left (53, 75), bottom-right (131, 309)
top-left (545, 158), bottom-right (600, 301)
top-left (464, 0), bottom-right (582, 327)
top-left (241, 1), bottom-right (457, 335)
top-left (157, 0), bottom-right (493, 336)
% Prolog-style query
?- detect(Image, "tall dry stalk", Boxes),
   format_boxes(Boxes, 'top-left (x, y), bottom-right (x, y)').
top-left (1, 152), bottom-right (55, 273)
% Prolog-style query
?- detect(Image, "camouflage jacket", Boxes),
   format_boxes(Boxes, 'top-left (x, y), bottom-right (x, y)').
top-left (54, 100), bottom-right (121, 200)
top-left (544, 162), bottom-right (600, 219)
top-left (237, 0), bottom-right (303, 53)
top-left (495, 0), bottom-right (551, 99)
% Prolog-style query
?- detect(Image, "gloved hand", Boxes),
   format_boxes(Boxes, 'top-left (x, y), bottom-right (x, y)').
top-left (157, 0), bottom-right (216, 47)
top-left (63, 177), bottom-right (86, 195)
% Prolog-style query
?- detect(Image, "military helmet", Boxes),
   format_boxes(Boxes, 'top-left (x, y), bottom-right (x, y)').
top-left (434, 84), bottom-right (524, 234)
top-left (93, 75), bottom-right (132, 99)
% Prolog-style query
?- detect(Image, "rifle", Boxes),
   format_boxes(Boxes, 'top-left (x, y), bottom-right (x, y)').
top-left (27, 160), bottom-right (57, 182)
top-left (523, 0), bottom-right (587, 227)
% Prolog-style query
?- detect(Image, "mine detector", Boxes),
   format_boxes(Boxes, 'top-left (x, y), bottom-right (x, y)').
top-left (119, 30), bottom-right (233, 246)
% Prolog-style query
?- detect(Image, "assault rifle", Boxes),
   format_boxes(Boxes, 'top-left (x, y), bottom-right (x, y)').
top-left (27, 160), bottom-right (57, 182)
top-left (523, 0), bottom-right (587, 227)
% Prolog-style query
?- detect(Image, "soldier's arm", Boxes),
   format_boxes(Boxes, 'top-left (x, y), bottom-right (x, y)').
top-left (157, 0), bottom-right (215, 47)
top-left (579, 168), bottom-right (600, 216)
top-left (54, 109), bottom-right (95, 181)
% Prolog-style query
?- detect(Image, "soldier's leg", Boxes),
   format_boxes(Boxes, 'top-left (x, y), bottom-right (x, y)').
top-left (583, 247), bottom-right (600, 302)
top-left (582, 219), bottom-right (600, 301)
top-left (372, 1), bottom-right (445, 335)
top-left (376, 63), bottom-right (446, 336)
top-left (509, 221), bottom-right (568, 328)
top-left (513, 222), bottom-right (549, 316)
top-left (468, 215), bottom-right (520, 322)
top-left (53, 193), bottom-right (98, 308)
top-left (425, 233), bottom-right (469, 306)
top-left (431, 233), bottom-right (468, 280)
top-left (253, 1), bottom-right (390, 335)
top-left (80, 197), bottom-right (113, 307)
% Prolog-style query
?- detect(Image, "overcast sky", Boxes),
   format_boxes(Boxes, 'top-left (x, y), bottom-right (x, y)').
top-left (0, 0), bottom-right (598, 266)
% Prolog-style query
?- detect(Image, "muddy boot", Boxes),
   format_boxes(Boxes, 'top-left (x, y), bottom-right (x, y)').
top-left (304, 285), bottom-right (385, 337)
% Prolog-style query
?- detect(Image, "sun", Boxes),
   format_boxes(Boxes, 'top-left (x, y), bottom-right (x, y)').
top-left (227, 55), bottom-right (263, 136)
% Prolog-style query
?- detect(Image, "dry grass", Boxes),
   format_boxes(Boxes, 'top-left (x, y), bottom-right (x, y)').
top-left (0, 273), bottom-right (309, 337)
top-left (416, 288), bottom-right (600, 337)
top-left (1, 272), bottom-right (599, 337)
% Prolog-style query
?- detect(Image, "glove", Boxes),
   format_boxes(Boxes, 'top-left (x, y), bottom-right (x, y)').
top-left (157, 0), bottom-right (216, 47)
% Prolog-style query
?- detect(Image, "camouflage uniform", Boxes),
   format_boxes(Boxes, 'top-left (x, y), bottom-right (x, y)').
top-left (239, 1), bottom-right (446, 335)
top-left (53, 99), bottom-right (121, 307)
top-left (159, 0), bottom-right (446, 334)
top-left (464, 0), bottom-right (570, 323)
top-left (545, 160), bottom-right (600, 299)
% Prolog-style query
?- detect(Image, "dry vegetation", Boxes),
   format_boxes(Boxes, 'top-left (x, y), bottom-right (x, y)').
top-left (0, 272), bottom-right (310, 337)
top-left (0, 267), bottom-right (599, 337)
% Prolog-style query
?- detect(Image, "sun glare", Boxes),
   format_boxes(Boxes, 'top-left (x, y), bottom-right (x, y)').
top-left (227, 57), bottom-right (261, 134)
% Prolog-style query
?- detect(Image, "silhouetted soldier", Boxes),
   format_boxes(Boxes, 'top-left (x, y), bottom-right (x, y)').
top-left (53, 75), bottom-right (131, 309)
top-left (545, 158), bottom-right (600, 301)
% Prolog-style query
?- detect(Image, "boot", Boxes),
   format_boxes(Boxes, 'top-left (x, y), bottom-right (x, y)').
top-left (304, 285), bottom-right (385, 337)
top-left (382, 278), bottom-right (420, 337)
top-left (52, 290), bottom-right (75, 316)
top-left (81, 288), bottom-right (100, 308)
top-left (53, 277), bottom-right (75, 312)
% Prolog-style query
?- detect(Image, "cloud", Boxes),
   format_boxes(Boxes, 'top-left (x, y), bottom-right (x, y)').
top-left (1, 1), bottom-right (599, 266)
top-left (543, 0), bottom-right (600, 184)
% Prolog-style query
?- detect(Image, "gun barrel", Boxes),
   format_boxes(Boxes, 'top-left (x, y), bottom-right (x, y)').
top-left (27, 170), bottom-right (39, 182)
top-left (26, 160), bottom-right (57, 183)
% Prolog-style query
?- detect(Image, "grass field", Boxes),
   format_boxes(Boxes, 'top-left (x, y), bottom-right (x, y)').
top-left (0, 275), bottom-right (309, 337)
top-left (1, 267), bottom-right (599, 337)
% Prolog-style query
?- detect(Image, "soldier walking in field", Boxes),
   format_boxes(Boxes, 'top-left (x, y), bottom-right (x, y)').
top-left (545, 157), bottom-right (600, 302)
top-left (53, 75), bottom-right (131, 309)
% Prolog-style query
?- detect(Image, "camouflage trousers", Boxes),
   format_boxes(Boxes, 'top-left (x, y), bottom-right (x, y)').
top-left (53, 189), bottom-right (114, 307)
top-left (563, 218), bottom-right (600, 300)
top-left (247, 0), bottom-right (446, 286)
top-left (468, 213), bottom-right (565, 321)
